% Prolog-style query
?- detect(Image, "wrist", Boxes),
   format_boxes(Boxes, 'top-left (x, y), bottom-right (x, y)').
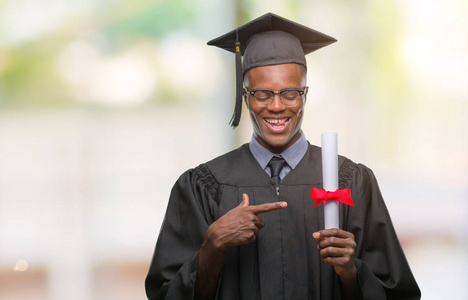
top-left (204, 225), bottom-right (227, 253)
top-left (338, 264), bottom-right (357, 282)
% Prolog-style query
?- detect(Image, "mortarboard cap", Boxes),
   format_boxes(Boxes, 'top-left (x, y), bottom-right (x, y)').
top-left (208, 12), bottom-right (337, 127)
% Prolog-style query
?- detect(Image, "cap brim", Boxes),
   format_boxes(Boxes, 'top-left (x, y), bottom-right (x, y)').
top-left (207, 12), bottom-right (337, 55)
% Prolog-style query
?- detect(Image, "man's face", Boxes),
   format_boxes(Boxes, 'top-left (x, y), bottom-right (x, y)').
top-left (245, 63), bottom-right (306, 154)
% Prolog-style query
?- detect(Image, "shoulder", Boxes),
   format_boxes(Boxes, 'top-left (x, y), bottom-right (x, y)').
top-left (302, 142), bottom-right (365, 181)
top-left (205, 143), bottom-right (252, 170)
top-left (302, 141), bottom-right (377, 190)
top-left (336, 155), bottom-right (381, 196)
top-left (205, 144), bottom-right (265, 185)
top-left (333, 156), bottom-right (386, 213)
top-left (186, 144), bottom-right (249, 176)
top-left (179, 143), bottom-right (254, 192)
top-left (187, 163), bottom-right (219, 200)
top-left (190, 143), bottom-right (270, 187)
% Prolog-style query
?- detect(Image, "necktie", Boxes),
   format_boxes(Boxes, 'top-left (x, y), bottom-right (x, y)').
top-left (268, 156), bottom-right (285, 195)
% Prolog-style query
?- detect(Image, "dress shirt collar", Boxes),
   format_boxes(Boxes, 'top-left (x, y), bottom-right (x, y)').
top-left (249, 130), bottom-right (308, 170)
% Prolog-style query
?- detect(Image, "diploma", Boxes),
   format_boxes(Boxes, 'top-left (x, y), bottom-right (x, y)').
top-left (321, 133), bottom-right (339, 229)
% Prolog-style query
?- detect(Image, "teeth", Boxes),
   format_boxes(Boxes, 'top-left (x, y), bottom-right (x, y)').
top-left (266, 118), bottom-right (287, 124)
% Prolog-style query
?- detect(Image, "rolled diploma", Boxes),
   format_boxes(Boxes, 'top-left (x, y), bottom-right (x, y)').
top-left (321, 133), bottom-right (339, 229)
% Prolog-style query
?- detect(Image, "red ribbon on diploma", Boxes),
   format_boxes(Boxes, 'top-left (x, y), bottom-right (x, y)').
top-left (310, 188), bottom-right (354, 208)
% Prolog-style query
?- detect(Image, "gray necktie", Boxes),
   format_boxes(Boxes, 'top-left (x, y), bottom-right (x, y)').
top-left (268, 156), bottom-right (285, 195)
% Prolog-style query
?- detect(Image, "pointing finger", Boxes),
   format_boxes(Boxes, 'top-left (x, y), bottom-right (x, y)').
top-left (250, 201), bottom-right (288, 215)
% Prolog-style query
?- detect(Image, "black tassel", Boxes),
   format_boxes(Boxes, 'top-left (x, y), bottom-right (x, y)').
top-left (230, 41), bottom-right (243, 128)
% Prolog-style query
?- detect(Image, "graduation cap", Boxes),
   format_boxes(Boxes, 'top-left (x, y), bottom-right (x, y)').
top-left (208, 12), bottom-right (337, 127)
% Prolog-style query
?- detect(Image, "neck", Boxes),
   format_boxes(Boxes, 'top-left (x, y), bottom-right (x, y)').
top-left (255, 130), bottom-right (302, 154)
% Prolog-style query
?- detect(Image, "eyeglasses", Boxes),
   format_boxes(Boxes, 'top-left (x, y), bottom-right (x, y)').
top-left (245, 87), bottom-right (308, 107)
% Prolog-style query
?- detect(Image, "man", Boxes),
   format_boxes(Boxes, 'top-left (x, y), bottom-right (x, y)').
top-left (146, 13), bottom-right (420, 299)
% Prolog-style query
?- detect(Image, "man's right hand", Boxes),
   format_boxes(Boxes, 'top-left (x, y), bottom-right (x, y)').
top-left (205, 193), bottom-right (288, 252)
top-left (196, 193), bottom-right (287, 299)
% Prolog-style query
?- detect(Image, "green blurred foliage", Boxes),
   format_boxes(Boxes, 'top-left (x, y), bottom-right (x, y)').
top-left (0, 0), bottom-right (197, 109)
top-left (1, 38), bottom-right (70, 108)
top-left (106, 0), bottom-right (196, 40)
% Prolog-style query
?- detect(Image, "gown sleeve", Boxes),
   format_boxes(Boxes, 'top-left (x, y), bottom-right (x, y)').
top-left (145, 164), bottom-right (219, 300)
top-left (340, 160), bottom-right (421, 299)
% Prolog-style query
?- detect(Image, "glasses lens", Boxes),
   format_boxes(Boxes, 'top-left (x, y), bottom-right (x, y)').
top-left (253, 90), bottom-right (274, 102)
top-left (280, 90), bottom-right (301, 106)
top-left (281, 90), bottom-right (300, 100)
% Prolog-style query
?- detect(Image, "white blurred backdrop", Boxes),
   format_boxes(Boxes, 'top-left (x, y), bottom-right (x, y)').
top-left (0, 0), bottom-right (467, 299)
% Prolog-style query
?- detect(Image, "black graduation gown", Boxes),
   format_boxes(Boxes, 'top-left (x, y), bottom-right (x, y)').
top-left (145, 143), bottom-right (421, 299)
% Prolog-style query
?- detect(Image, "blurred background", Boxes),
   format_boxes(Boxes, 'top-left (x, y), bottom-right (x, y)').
top-left (0, 0), bottom-right (467, 299)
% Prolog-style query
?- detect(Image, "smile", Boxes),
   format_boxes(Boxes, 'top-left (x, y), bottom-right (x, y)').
top-left (264, 118), bottom-right (290, 130)
top-left (265, 118), bottom-right (288, 124)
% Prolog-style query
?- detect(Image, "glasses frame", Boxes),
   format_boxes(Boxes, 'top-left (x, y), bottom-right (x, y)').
top-left (245, 87), bottom-right (309, 107)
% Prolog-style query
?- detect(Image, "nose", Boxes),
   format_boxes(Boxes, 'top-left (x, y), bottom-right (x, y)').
top-left (267, 93), bottom-right (286, 111)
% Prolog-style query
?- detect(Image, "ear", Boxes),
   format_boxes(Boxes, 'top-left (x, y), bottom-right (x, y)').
top-left (243, 90), bottom-right (249, 107)
top-left (303, 86), bottom-right (309, 104)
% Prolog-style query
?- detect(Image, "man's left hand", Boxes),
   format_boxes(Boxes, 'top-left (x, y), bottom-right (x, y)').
top-left (313, 229), bottom-right (357, 279)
